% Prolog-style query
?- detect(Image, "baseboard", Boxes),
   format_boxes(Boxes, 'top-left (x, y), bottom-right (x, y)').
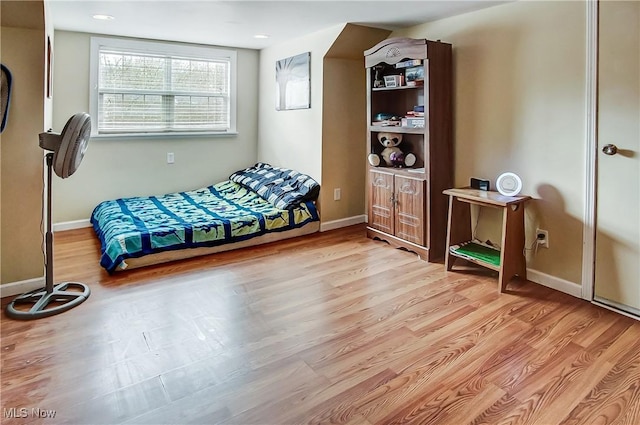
top-left (526, 268), bottom-right (582, 298)
top-left (53, 219), bottom-right (91, 232)
top-left (0, 276), bottom-right (45, 299)
top-left (320, 215), bottom-right (366, 232)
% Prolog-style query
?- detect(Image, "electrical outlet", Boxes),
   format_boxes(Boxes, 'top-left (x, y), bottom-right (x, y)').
top-left (536, 228), bottom-right (549, 248)
top-left (167, 152), bottom-right (175, 164)
top-left (334, 188), bottom-right (341, 201)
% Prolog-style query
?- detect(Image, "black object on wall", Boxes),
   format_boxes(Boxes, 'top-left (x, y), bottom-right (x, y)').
top-left (1, 64), bottom-right (12, 133)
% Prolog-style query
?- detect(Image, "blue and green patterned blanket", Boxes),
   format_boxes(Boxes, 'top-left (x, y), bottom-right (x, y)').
top-left (91, 180), bottom-right (319, 273)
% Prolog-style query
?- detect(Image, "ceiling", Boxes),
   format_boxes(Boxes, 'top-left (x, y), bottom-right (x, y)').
top-left (47, 0), bottom-right (508, 50)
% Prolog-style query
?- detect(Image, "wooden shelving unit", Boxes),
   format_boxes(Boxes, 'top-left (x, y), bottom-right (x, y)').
top-left (365, 37), bottom-right (453, 261)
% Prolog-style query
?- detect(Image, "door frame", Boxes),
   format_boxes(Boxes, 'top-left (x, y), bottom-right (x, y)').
top-left (581, 0), bottom-right (597, 302)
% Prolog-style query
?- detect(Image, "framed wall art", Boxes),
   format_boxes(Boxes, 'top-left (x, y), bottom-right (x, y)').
top-left (275, 52), bottom-right (310, 111)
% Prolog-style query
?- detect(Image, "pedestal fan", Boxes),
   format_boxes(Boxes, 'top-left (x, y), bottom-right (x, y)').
top-left (6, 113), bottom-right (92, 320)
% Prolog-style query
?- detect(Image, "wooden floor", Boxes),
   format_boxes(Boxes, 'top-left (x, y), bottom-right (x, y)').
top-left (1, 225), bottom-right (639, 425)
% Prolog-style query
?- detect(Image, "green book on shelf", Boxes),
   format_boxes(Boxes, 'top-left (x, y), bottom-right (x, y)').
top-left (451, 241), bottom-right (501, 267)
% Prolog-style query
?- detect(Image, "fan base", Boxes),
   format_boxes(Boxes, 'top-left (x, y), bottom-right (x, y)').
top-left (5, 282), bottom-right (90, 320)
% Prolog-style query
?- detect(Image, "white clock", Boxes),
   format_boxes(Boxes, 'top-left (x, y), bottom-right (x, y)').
top-left (496, 172), bottom-right (522, 196)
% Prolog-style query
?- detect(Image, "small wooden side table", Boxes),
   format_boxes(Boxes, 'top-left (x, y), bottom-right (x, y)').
top-left (443, 188), bottom-right (531, 292)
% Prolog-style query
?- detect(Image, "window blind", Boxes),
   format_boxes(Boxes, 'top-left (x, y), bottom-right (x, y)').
top-left (97, 49), bottom-right (231, 134)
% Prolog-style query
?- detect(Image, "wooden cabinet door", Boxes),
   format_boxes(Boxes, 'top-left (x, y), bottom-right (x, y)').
top-left (369, 171), bottom-right (394, 234)
top-left (394, 175), bottom-right (425, 245)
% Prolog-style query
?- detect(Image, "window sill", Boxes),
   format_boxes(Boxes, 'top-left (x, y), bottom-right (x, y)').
top-left (91, 131), bottom-right (239, 140)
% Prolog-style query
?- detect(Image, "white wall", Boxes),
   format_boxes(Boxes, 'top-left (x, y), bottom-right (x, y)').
top-left (257, 25), bottom-right (344, 186)
top-left (393, 1), bottom-right (586, 284)
top-left (51, 31), bottom-right (260, 223)
top-left (257, 24), bottom-right (389, 223)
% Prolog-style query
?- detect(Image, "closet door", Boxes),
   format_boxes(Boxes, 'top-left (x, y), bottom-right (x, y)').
top-left (594, 0), bottom-right (640, 315)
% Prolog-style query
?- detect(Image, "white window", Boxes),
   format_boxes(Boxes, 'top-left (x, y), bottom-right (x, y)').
top-left (90, 37), bottom-right (237, 138)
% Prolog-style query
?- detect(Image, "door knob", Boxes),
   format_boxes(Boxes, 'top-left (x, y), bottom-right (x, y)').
top-left (602, 144), bottom-right (618, 155)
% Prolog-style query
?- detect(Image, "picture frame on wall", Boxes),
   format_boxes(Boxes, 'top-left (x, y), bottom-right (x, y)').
top-left (275, 52), bottom-right (310, 111)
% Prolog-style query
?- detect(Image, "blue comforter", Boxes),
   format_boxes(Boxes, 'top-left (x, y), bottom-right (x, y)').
top-left (91, 180), bottom-right (319, 273)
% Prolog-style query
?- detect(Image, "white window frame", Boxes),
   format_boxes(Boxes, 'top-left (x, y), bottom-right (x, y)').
top-left (90, 36), bottom-right (237, 139)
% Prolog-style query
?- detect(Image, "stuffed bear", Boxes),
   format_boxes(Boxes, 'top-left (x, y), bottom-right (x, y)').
top-left (368, 132), bottom-right (416, 168)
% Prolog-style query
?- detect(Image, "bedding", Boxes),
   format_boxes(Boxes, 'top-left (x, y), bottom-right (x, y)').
top-left (91, 179), bottom-right (319, 273)
top-left (230, 162), bottom-right (320, 210)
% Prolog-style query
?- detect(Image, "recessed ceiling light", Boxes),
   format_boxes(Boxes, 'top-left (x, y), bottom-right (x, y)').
top-left (92, 14), bottom-right (115, 20)
top-left (253, 34), bottom-right (269, 39)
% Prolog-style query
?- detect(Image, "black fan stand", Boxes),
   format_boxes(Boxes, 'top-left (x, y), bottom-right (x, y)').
top-left (6, 153), bottom-right (90, 320)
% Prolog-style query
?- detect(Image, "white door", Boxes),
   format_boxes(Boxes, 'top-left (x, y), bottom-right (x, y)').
top-left (594, 0), bottom-right (640, 316)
